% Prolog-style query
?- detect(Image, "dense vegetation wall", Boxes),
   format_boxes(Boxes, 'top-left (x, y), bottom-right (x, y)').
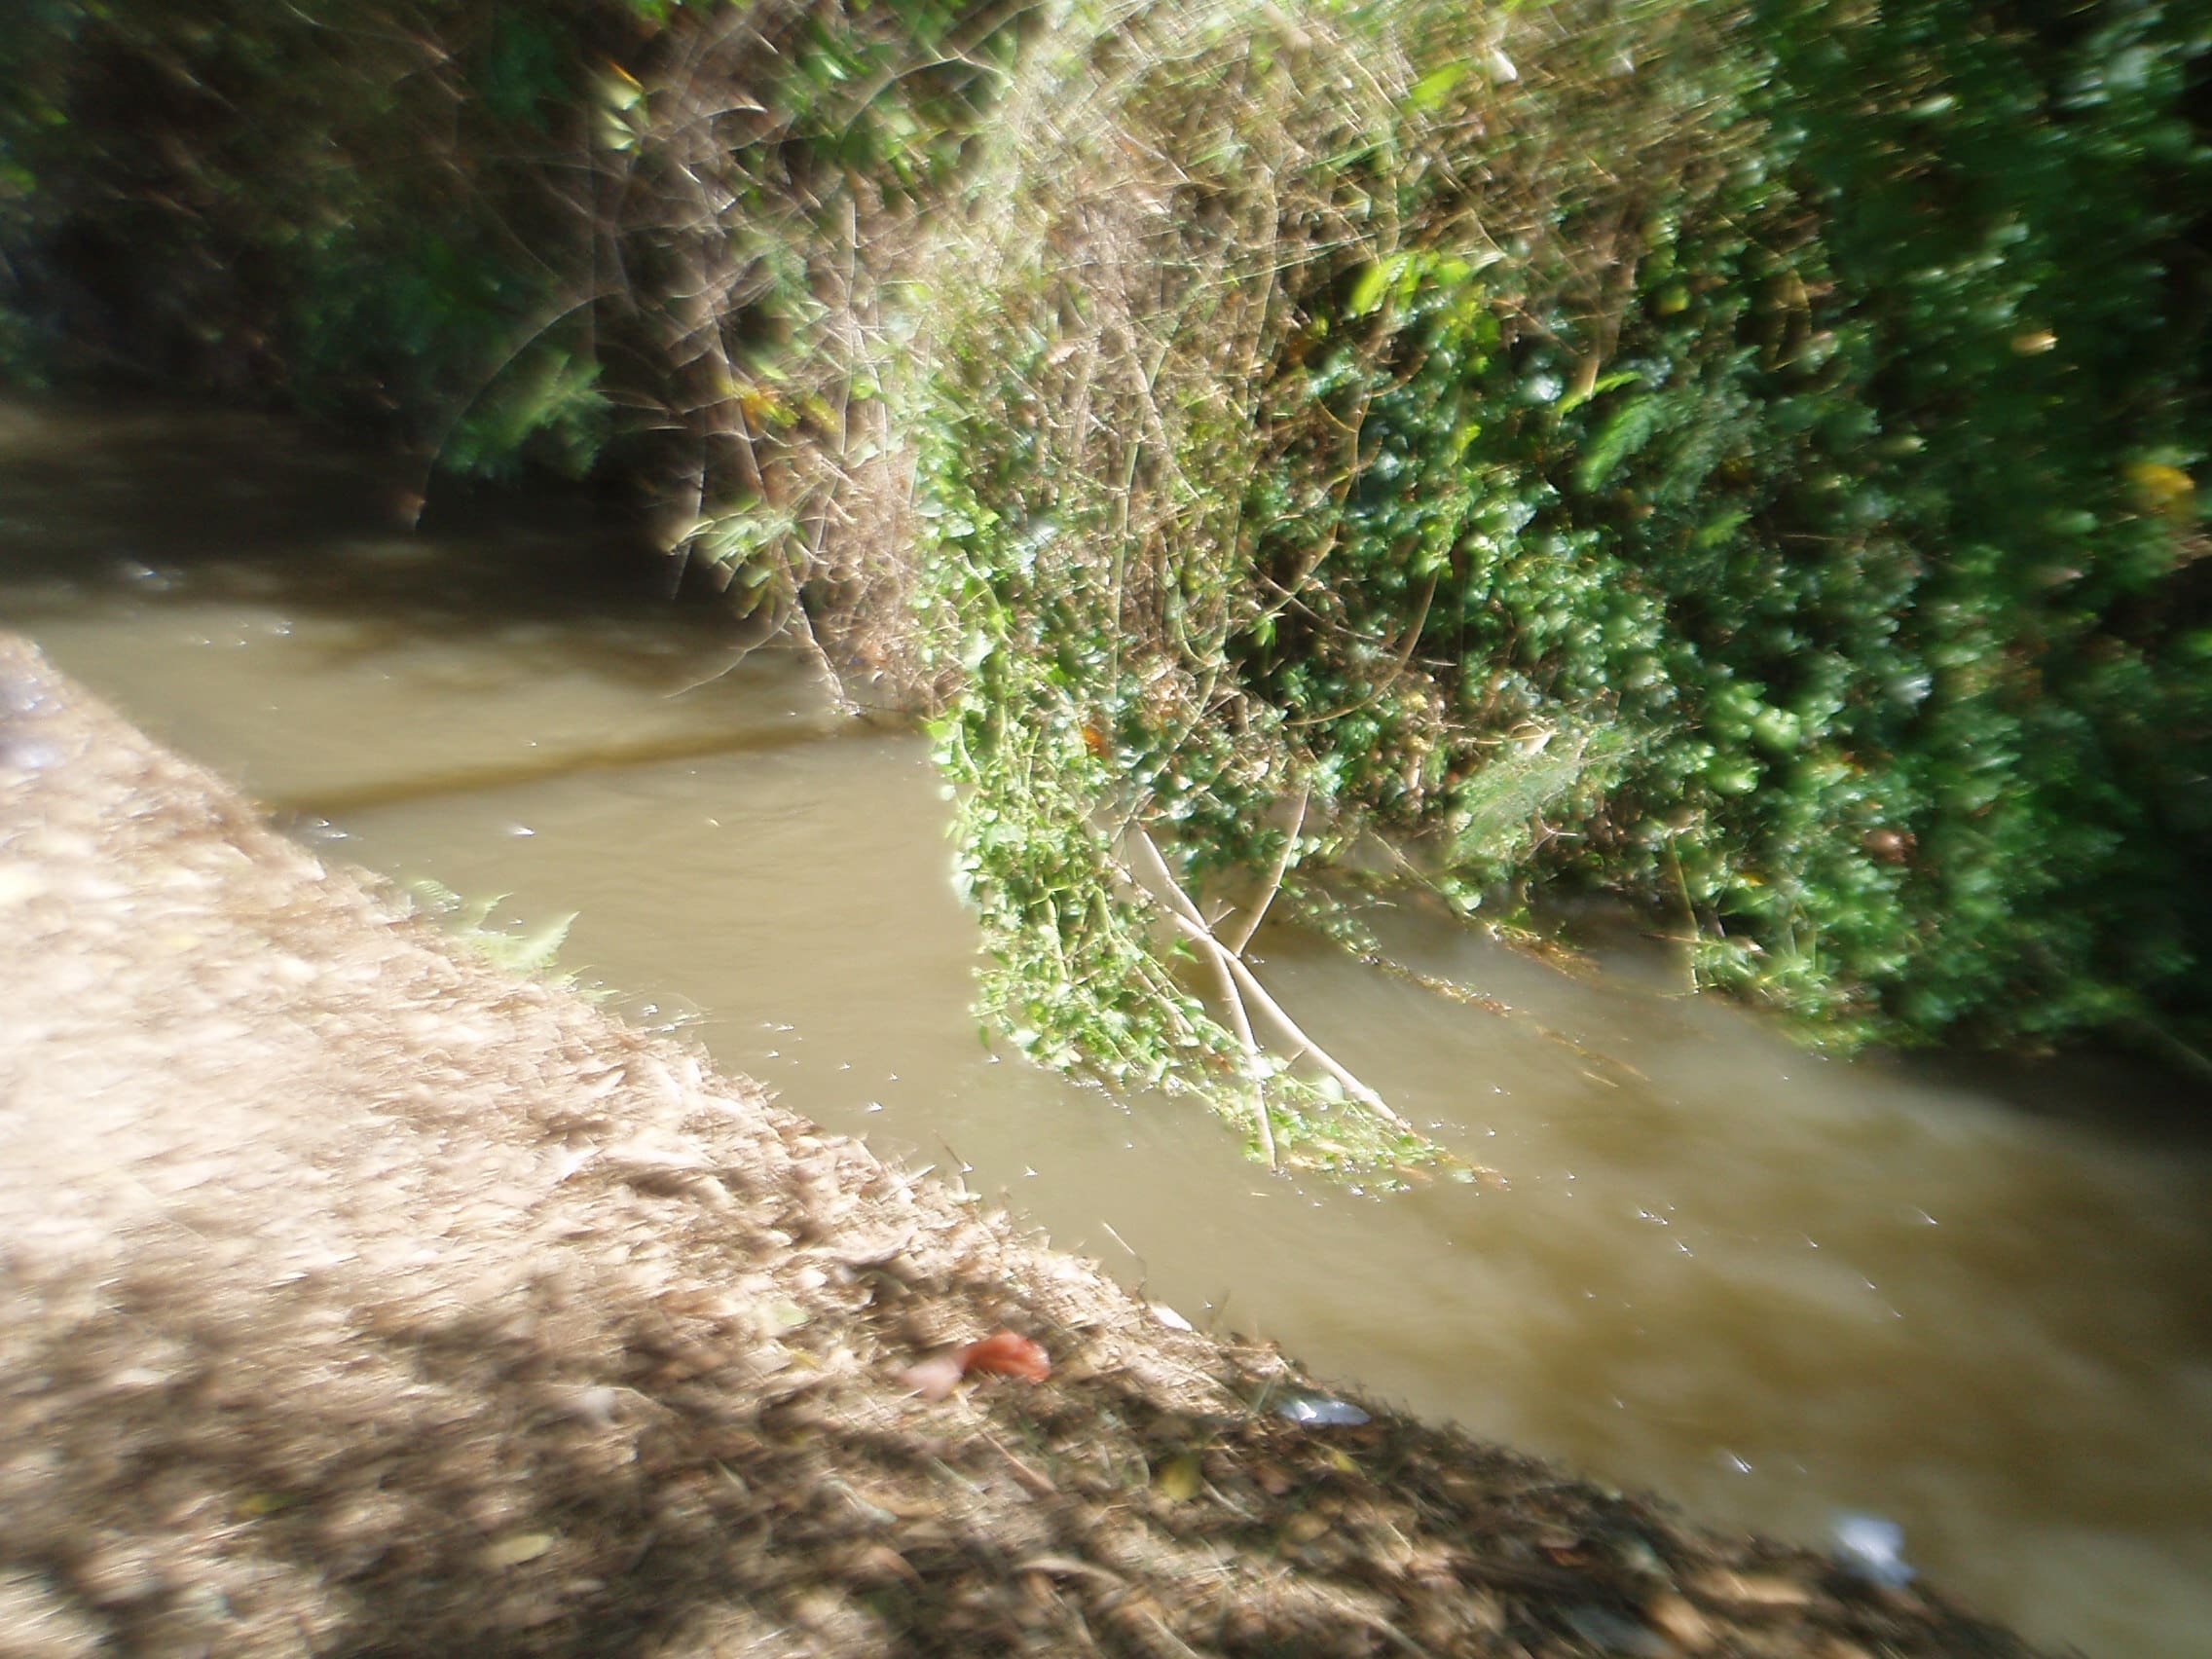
top-left (5, 0), bottom-right (2209, 1161)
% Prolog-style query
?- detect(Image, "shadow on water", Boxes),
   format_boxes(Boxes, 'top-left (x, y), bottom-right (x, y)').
top-left (1892, 1044), bottom-right (2212, 1150)
top-left (0, 394), bottom-right (778, 694)
top-left (0, 395), bottom-right (856, 813)
top-left (1532, 878), bottom-right (2212, 1151)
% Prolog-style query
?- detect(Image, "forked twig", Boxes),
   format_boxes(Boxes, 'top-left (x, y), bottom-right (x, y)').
top-left (1126, 823), bottom-right (1409, 1135)
top-left (1125, 825), bottom-right (1275, 1161)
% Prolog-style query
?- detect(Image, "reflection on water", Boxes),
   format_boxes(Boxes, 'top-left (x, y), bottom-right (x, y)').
top-left (6, 399), bottom-right (2211, 1658)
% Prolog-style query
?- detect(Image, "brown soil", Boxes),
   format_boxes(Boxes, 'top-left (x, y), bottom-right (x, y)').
top-left (0, 634), bottom-right (2061, 1659)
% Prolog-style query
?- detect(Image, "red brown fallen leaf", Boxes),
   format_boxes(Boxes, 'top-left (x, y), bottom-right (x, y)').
top-left (901, 1331), bottom-right (1051, 1399)
top-left (960, 1331), bottom-right (1051, 1381)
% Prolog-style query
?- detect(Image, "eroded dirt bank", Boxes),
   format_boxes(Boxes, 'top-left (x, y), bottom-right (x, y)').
top-left (0, 635), bottom-right (2055, 1658)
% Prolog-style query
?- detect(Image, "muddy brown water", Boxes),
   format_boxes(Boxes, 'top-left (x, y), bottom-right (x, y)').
top-left (5, 397), bottom-right (2209, 1658)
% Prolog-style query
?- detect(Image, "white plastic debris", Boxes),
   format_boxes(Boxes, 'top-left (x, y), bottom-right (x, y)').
top-left (1832, 1513), bottom-right (1915, 1587)
top-left (1274, 1394), bottom-right (1371, 1427)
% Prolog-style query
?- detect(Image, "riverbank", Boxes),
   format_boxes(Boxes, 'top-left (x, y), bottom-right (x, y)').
top-left (0, 632), bottom-right (2055, 1658)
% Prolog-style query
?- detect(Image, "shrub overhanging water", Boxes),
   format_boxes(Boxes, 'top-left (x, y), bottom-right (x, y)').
top-left (5, 0), bottom-right (2207, 1168)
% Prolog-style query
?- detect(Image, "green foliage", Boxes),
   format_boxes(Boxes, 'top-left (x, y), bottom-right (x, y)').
top-left (1476, 0), bottom-right (2212, 1046)
top-left (10, 0), bottom-right (2212, 1165)
top-left (406, 880), bottom-right (581, 982)
top-left (1252, 0), bottom-right (2212, 1049)
top-left (0, 0), bottom-right (1016, 513)
top-left (914, 413), bottom-right (1449, 1175)
top-left (919, 0), bottom-right (2212, 1139)
top-left (0, 0), bottom-right (614, 455)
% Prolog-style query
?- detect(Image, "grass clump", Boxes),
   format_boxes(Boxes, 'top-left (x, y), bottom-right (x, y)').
top-left (405, 879), bottom-right (582, 984)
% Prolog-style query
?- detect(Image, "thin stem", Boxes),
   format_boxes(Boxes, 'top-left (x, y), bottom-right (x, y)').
top-left (1222, 787), bottom-right (1307, 959)
top-left (1131, 827), bottom-right (1408, 1132)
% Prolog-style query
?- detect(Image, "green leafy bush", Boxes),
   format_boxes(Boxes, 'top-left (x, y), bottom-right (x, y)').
top-left (917, 0), bottom-right (2212, 1158)
top-left (9, 0), bottom-right (2210, 1164)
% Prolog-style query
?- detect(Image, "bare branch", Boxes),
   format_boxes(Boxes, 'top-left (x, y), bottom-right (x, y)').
top-left (1130, 826), bottom-right (1408, 1134)
top-left (1222, 787), bottom-right (1308, 958)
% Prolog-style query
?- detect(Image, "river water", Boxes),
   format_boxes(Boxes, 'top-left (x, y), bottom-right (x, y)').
top-left (5, 399), bottom-right (2209, 1657)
